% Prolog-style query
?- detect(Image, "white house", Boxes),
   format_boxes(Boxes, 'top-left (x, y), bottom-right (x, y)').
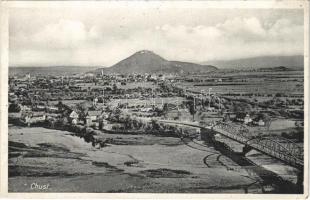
top-left (71, 118), bottom-right (78, 125)
top-left (69, 110), bottom-right (79, 119)
top-left (244, 114), bottom-right (252, 124)
top-left (253, 118), bottom-right (266, 126)
top-left (21, 105), bottom-right (31, 112)
top-left (48, 106), bottom-right (58, 112)
top-left (258, 119), bottom-right (265, 126)
top-left (69, 111), bottom-right (79, 124)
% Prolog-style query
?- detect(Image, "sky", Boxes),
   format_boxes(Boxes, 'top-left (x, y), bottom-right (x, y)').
top-left (9, 3), bottom-right (304, 67)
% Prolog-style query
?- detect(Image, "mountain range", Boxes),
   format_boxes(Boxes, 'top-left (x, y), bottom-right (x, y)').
top-left (9, 66), bottom-right (99, 76)
top-left (95, 50), bottom-right (217, 74)
top-left (10, 52), bottom-right (304, 76)
top-left (202, 55), bottom-right (303, 69)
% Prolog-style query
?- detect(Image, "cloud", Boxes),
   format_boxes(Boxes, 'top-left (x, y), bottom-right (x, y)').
top-left (9, 8), bottom-right (304, 67)
top-left (12, 19), bottom-right (89, 50)
top-left (130, 16), bottom-right (303, 61)
top-left (216, 17), bottom-right (267, 41)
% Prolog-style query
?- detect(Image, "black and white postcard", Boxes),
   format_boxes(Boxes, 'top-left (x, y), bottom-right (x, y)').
top-left (0, 1), bottom-right (309, 199)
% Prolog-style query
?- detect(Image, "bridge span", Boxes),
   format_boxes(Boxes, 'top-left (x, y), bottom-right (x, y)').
top-left (158, 120), bottom-right (304, 170)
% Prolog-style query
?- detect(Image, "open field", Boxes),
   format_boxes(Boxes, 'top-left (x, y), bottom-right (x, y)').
top-left (181, 81), bottom-right (303, 96)
top-left (106, 97), bottom-right (185, 107)
top-left (118, 82), bottom-right (157, 89)
top-left (49, 100), bottom-right (86, 106)
top-left (179, 70), bottom-right (304, 96)
top-left (9, 125), bottom-right (264, 193)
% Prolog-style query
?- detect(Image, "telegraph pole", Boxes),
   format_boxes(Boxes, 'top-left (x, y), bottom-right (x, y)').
top-left (102, 89), bottom-right (105, 106)
top-left (126, 94), bottom-right (128, 110)
top-left (152, 86), bottom-right (155, 107)
top-left (201, 89), bottom-right (205, 108)
top-left (208, 88), bottom-right (212, 109)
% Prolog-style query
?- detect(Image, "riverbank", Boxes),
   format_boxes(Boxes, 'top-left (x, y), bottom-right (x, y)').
top-left (9, 125), bottom-right (263, 193)
top-left (9, 116), bottom-right (186, 148)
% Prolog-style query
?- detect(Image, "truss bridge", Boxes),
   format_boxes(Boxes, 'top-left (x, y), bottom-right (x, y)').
top-left (158, 120), bottom-right (304, 169)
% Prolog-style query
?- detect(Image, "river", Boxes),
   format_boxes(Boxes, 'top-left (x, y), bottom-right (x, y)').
top-left (8, 125), bottom-right (298, 193)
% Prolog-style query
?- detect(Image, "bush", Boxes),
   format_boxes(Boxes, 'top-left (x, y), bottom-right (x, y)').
top-left (8, 104), bottom-right (21, 113)
top-left (275, 93), bottom-right (283, 97)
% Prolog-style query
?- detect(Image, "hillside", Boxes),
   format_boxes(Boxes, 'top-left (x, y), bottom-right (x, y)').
top-left (258, 66), bottom-right (297, 72)
top-left (202, 55), bottom-right (303, 70)
top-left (96, 50), bottom-right (217, 74)
top-left (9, 66), bottom-right (100, 76)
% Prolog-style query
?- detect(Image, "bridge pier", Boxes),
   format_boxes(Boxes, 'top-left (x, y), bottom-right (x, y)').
top-left (241, 145), bottom-right (252, 156)
top-left (296, 169), bottom-right (304, 193)
top-left (200, 128), bottom-right (215, 143)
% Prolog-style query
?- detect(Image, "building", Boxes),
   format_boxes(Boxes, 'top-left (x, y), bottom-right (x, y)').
top-left (20, 105), bottom-right (31, 112)
top-left (32, 112), bottom-right (46, 121)
top-left (87, 110), bottom-right (102, 121)
top-left (69, 110), bottom-right (79, 124)
top-left (258, 119), bottom-right (265, 126)
top-left (236, 113), bottom-right (247, 122)
top-left (22, 113), bottom-right (32, 125)
top-left (23, 112), bottom-right (46, 125)
top-left (85, 115), bottom-right (92, 126)
top-left (252, 117), bottom-right (266, 126)
top-left (206, 107), bottom-right (216, 112)
top-left (236, 113), bottom-right (252, 124)
top-left (46, 113), bottom-right (61, 120)
top-left (166, 109), bottom-right (192, 121)
top-left (244, 114), bottom-right (252, 124)
top-left (35, 104), bottom-right (46, 111)
top-left (222, 112), bottom-right (236, 122)
top-left (85, 110), bottom-right (102, 126)
top-left (47, 106), bottom-right (59, 113)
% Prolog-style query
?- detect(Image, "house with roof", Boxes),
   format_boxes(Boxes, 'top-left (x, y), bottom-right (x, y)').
top-left (235, 112), bottom-right (247, 122)
top-left (244, 114), bottom-right (252, 124)
top-left (22, 111), bottom-right (46, 126)
top-left (9, 93), bottom-right (18, 102)
top-left (33, 104), bottom-right (46, 111)
top-left (222, 112), bottom-right (236, 122)
top-left (20, 105), bottom-right (31, 112)
top-left (47, 105), bottom-right (59, 113)
top-left (166, 109), bottom-right (192, 121)
top-left (257, 119), bottom-right (265, 126)
top-left (32, 112), bottom-right (46, 121)
top-left (85, 110), bottom-right (102, 126)
top-left (46, 113), bottom-right (61, 120)
top-left (252, 114), bottom-right (268, 126)
top-left (69, 110), bottom-right (79, 125)
top-left (235, 113), bottom-right (252, 124)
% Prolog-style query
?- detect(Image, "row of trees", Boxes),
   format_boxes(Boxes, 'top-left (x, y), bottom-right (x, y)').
top-left (107, 109), bottom-right (195, 137)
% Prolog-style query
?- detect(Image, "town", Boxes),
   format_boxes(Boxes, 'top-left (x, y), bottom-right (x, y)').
top-left (9, 67), bottom-right (304, 133)
top-left (8, 60), bottom-right (305, 193)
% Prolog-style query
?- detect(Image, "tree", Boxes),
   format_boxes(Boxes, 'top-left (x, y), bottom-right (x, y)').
top-left (8, 103), bottom-right (20, 113)
top-left (177, 110), bottom-right (182, 120)
top-left (98, 116), bottom-right (104, 130)
top-left (76, 103), bottom-right (88, 122)
top-left (162, 103), bottom-right (169, 117)
top-left (150, 119), bottom-right (161, 132)
top-left (187, 101), bottom-right (196, 121)
top-left (153, 107), bottom-right (164, 117)
top-left (105, 105), bottom-right (112, 113)
top-left (57, 101), bottom-right (64, 111)
top-left (275, 93), bottom-right (283, 97)
top-left (112, 84), bottom-right (118, 94)
top-left (262, 113), bottom-right (272, 131)
top-left (124, 114), bottom-right (133, 129)
top-left (232, 102), bottom-right (252, 113)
